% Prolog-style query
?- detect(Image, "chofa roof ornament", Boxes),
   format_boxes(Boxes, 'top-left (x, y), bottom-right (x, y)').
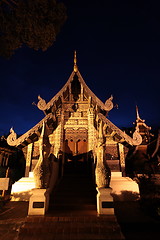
top-left (104, 95), bottom-right (114, 111)
top-left (7, 127), bottom-right (17, 146)
top-left (132, 125), bottom-right (142, 145)
top-left (37, 95), bottom-right (47, 111)
top-left (97, 113), bottom-right (142, 146)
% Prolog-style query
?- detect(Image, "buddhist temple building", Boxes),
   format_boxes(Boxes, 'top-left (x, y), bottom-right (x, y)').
top-left (6, 52), bottom-right (143, 215)
top-left (125, 106), bottom-right (160, 177)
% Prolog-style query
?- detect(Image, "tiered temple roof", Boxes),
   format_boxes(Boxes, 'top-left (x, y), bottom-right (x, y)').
top-left (7, 52), bottom-right (142, 148)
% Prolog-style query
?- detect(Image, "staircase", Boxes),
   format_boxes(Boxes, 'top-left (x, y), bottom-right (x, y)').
top-left (48, 161), bottom-right (97, 216)
top-left (18, 215), bottom-right (124, 240)
top-left (17, 162), bottom-right (125, 239)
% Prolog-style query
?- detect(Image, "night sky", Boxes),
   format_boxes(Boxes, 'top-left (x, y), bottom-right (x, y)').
top-left (0, 0), bottom-right (160, 136)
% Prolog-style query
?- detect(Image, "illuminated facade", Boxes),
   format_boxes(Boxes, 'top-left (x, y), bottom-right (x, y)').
top-left (7, 52), bottom-right (142, 213)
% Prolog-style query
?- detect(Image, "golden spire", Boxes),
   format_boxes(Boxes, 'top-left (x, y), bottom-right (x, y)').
top-left (73, 50), bottom-right (78, 72)
top-left (136, 105), bottom-right (140, 120)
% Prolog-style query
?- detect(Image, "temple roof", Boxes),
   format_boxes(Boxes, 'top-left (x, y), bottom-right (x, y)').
top-left (7, 112), bottom-right (142, 147)
top-left (6, 52), bottom-right (142, 147)
top-left (134, 106), bottom-right (151, 144)
top-left (36, 54), bottom-right (113, 113)
top-left (98, 113), bottom-right (142, 146)
top-left (7, 113), bottom-right (54, 147)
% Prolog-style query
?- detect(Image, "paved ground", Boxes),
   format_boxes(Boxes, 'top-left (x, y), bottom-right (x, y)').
top-left (0, 201), bottom-right (28, 240)
top-left (0, 163), bottom-right (160, 240)
top-left (1, 198), bottom-right (160, 240)
top-left (114, 201), bottom-right (160, 240)
top-left (0, 200), bottom-right (125, 240)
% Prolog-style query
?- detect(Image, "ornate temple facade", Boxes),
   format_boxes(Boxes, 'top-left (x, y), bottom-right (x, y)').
top-left (7, 52), bottom-right (142, 214)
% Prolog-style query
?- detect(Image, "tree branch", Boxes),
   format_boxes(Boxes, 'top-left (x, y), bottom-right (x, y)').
top-left (10, 0), bottom-right (18, 6)
top-left (1, 0), bottom-right (18, 8)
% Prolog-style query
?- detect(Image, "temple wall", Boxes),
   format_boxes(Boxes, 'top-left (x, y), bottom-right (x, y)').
top-left (105, 143), bottom-right (119, 160)
top-left (105, 140), bottom-right (125, 173)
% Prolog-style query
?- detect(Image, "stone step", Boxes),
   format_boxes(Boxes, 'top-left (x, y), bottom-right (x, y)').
top-left (11, 177), bottom-right (36, 201)
top-left (111, 172), bottom-right (122, 177)
top-left (51, 199), bottom-right (95, 205)
top-left (110, 176), bottom-right (139, 201)
top-left (18, 231), bottom-right (123, 240)
top-left (11, 177), bottom-right (35, 192)
top-left (49, 204), bottom-right (96, 211)
top-left (18, 216), bottom-right (125, 240)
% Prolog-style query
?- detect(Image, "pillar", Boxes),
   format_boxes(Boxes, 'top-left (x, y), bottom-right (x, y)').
top-left (118, 143), bottom-right (125, 175)
top-left (87, 107), bottom-right (95, 152)
top-left (25, 143), bottom-right (33, 177)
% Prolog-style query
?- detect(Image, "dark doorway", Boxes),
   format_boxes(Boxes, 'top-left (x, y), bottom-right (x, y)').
top-left (64, 139), bottom-right (90, 175)
top-left (48, 149), bottom-right (96, 216)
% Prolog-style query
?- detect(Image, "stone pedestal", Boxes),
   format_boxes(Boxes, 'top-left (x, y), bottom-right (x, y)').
top-left (28, 188), bottom-right (49, 215)
top-left (0, 178), bottom-right (10, 199)
top-left (11, 174), bottom-right (36, 201)
top-left (0, 178), bottom-right (9, 190)
top-left (110, 176), bottom-right (139, 201)
top-left (96, 187), bottom-right (114, 215)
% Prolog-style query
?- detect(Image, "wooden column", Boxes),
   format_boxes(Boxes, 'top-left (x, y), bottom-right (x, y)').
top-left (54, 109), bottom-right (65, 157)
top-left (25, 143), bottom-right (33, 177)
top-left (87, 107), bottom-right (95, 152)
top-left (118, 143), bottom-right (125, 175)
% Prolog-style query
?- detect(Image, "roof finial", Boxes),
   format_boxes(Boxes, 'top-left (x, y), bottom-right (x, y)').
top-left (136, 105), bottom-right (140, 119)
top-left (73, 50), bottom-right (78, 72)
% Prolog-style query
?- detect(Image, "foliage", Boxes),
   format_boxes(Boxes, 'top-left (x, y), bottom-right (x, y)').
top-left (0, 0), bottom-right (67, 58)
top-left (138, 174), bottom-right (160, 220)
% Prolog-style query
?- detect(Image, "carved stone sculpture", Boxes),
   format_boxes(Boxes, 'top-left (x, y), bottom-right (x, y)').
top-left (7, 127), bottom-right (17, 146)
top-left (33, 122), bottom-right (51, 189)
top-left (104, 95), bottom-right (114, 111)
top-left (132, 126), bottom-right (142, 145)
top-left (37, 95), bottom-right (47, 111)
top-left (95, 151), bottom-right (111, 188)
top-left (95, 121), bottom-right (111, 188)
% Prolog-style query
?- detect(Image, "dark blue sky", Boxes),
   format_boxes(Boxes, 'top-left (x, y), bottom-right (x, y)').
top-left (0, 0), bottom-right (160, 135)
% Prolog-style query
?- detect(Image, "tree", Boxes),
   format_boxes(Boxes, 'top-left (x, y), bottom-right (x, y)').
top-left (0, 0), bottom-right (67, 58)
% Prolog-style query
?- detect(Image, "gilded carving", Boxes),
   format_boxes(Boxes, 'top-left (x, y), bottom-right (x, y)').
top-left (132, 127), bottom-right (142, 145)
top-left (37, 95), bottom-right (47, 111)
top-left (65, 119), bottom-right (78, 125)
top-left (78, 119), bottom-right (88, 125)
top-left (104, 95), bottom-right (114, 111)
top-left (25, 143), bottom-right (33, 176)
top-left (95, 121), bottom-right (111, 188)
top-left (7, 127), bottom-right (17, 146)
top-left (118, 143), bottom-right (125, 165)
top-left (98, 113), bottom-right (142, 146)
top-left (33, 122), bottom-right (51, 189)
top-left (65, 128), bottom-right (87, 142)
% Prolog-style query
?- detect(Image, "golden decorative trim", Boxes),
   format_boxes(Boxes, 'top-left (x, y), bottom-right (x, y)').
top-left (7, 113), bottom-right (54, 147)
top-left (73, 50), bottom-right (78, 72)
top-left (37, 95), bottom-right (47, 111)
top-left (105, 95), bottom-right (114, 111)
top-left (98, 113), bottom-right (142, 146)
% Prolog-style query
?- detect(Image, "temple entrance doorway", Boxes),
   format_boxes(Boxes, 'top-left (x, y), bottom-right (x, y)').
top-left (63, 127), bottom-right (90, 174)
top-left (64, 138), bottom-right (90, 175)
top-left (48, 139), bottom-right (97, 216)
